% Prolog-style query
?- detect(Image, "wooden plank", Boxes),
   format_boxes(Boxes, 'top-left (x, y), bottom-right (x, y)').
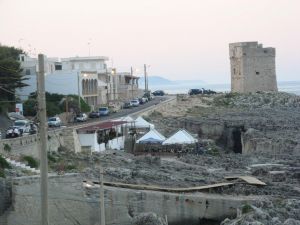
top-left (83, 180), bottom-right (235, 193)
top-left (224, 176), bottom-right (266, 186)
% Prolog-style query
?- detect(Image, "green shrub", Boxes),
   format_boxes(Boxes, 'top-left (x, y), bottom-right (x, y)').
top-left (0, 168), bottom-right (5, 178)
top-left (47, 153), bottom-right (57, 162)
top-left (0, 155), bottom-right (11, 169)
top-left (66, 164), bottom-right (77, 171)
top-left (3, 143), bottom-right (11, 152)
top-left (22, 155), bottom-right (39, 169)
top-left (242, 204), bottom-right (253, 214)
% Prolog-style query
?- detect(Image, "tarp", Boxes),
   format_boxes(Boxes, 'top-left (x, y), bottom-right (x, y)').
top-left (133, 116), bottom-right (155, 129)
top-left (162, 129), bottom-right (198, 145)
top-left (136, 129), bottom-right (166, 144)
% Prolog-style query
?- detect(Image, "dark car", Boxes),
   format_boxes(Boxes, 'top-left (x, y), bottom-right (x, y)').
top-left (152, 90), bottom-right (165, 96)
top-left (188, 89), bottom-right (202, 95)
top-left (89, 111), bottom-right (100, 118)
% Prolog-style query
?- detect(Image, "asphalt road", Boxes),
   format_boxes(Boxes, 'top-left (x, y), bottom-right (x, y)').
top-left (64, 95), bottom-right (170, 129)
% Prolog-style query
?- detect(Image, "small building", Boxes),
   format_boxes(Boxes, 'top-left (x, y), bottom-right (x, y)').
top-left (229, 42), bottom-right (278, 93)
top-left (77, 120), bottom-right (126, 152)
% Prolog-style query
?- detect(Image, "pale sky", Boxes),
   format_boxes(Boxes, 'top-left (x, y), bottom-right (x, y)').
top-left (0, 0), bottom-right (299, 83)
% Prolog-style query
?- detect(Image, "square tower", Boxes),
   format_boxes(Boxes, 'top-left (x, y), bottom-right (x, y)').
top-left (229, 42), bottom-right (278, 93)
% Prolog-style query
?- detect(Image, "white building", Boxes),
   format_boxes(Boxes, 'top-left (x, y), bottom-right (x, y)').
top-left (17, 54), bottom-right (143, 109)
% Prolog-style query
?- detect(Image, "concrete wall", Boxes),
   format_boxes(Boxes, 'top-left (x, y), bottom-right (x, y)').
top-left (0, 174), bottom-right (258, 225)
top-left (230, 42), bottom-right (278, 93)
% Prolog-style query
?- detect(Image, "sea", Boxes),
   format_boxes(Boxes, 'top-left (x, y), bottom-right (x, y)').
top-left (148, 81), bottom-right (300, 95)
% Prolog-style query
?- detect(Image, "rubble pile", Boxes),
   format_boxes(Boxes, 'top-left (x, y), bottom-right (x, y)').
top-left (221, 199), bottom-right (300, 225)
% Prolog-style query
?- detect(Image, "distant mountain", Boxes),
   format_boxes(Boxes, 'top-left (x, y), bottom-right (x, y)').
top-left (139, 76), bottom-right (205, 86)
top-left (139, 76), bottom-right (175, 86)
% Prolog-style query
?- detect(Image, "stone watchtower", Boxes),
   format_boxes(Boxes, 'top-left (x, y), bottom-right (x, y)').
top-left (229, 42), bottom-right (278, 93)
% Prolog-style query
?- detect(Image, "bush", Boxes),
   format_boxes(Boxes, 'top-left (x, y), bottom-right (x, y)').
top-left (47, 152), bottom-right (57, 163)
top-left (242, 204), bottom-right (253, 214)
top-left (3, 143), bottom-right (11, 152)
top-left (22, 155), bottom-right (39, 168)
top-left (0, 155), bottom-right (11, 169)
top-left (0, 168), bottom-right (5, 178)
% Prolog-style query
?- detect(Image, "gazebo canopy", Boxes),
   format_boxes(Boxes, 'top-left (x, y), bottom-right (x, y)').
top-left (136, 129), bottom-right (166, 144)
top-left (162, 129), bottom-right (198, 145)
top-left (133, 116), bottom-right (155, 129)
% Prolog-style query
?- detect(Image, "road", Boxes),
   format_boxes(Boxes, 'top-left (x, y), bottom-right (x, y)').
top-left (57, 95), bottom-right (171, 129)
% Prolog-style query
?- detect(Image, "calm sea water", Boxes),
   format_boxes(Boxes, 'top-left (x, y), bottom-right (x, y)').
top-left (149, 81), bottom-right (300, 95)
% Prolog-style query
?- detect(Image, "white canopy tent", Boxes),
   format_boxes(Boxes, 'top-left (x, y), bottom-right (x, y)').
top-left (162, 129), bottom-right (198, 145)
top-left (136, 129), bottom-right (166, 144)
top-left (133, 116), bottom-right (155, 129)
top-left (114, 116), bottom-right (134, 122)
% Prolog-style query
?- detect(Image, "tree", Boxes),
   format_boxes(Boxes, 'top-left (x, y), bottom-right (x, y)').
top-left (0, 45), bottom-right (28, 110)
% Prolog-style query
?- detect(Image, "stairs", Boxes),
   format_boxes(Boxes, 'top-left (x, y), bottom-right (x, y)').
top-left (3, 156), bottom-right (40, 174)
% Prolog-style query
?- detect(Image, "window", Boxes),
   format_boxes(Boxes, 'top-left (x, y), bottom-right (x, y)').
top-left (25, 69), bottom-right (31, 75)
top-left (55, 64), bottom-right (62, 70)
top-left (256, 71), bottom-right (260, 75)
top-left (21, 56), bottom-right (24, 62)
top-left (233, 68), bottom-right (236, 75)
top-left (264, 50), bottom-right (268, 53)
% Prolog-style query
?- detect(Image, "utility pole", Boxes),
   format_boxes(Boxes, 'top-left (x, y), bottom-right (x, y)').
top-left (37, 54), bottom-right (49, 225)
top-left (144, 64), bottom-right (147, 93)
top-left (130, 66), bottom-right (133, 99)
top-left (99, 167), bottom-right (106, 225)
top-left (77, 71), bottom-right (81, 113)
top-left (106, 68), bottom-right (109, 106)
top-left (65, 96), bottom-right (69, 123)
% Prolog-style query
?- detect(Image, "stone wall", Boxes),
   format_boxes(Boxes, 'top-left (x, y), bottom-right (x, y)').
top-left (0, 129), bottom-right (65, 157)
top-left (0, 178), bottom-right (11, 217)
top-left (0, 174), bottom-right (258, 225)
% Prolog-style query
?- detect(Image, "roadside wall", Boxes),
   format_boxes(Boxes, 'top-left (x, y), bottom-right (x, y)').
top-left (0, 174), bottom-right (257, 225)
top-left (0, 129), bottom-right (64, 157)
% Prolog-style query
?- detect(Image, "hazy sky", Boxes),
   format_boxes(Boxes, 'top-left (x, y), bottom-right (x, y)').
top-left (0, 0), bottom-right (299, 83)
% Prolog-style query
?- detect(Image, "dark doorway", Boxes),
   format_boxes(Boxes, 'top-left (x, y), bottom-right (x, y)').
top-left (170, 218), bottom-right (220, 225)
top-left (232, 128), bottom-right (242, 153)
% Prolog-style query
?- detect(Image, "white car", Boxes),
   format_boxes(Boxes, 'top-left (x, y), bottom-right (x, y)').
top-left (14, 120), bottom-right (30, 134)
top-left (6, 126), bottom-right (21, 138)
top-left (130, 99), bottom-right (140, 107)
top-left (48, 117), bottom-right (62, 127)
top-left (75, 113), bottom-right (88, 122)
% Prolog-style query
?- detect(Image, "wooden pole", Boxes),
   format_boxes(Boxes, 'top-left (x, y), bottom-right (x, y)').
top-left (37, 54), bottom-right (49, 225)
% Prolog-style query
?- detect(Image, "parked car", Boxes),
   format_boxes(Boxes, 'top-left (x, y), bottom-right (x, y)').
top-left (47, 117), bottom-right (61, 127)
top-left (130, 99), bottom-right (140, 107)
top-left (13, 120), bottom-right (30, 134)
top-left (152, 90), bottom-right (165, 96)
top-left (123, 102), bottom-right (132, 109)
top-left (188, 89), bottom-right (202, 95)
top-left (6, 126), bottom-right (21, 138)
top-left (89, 111), bottom-right (101, 118)
top-left (109, 105), bottom-right (120, 113)
top-left (29, 123), bottom-right (38, 134)
top-left (138, 98), bottom-right (145, 104)
top-left (99, 107), bottom-right (110, 116)
top-left (75, 113), bottom-right (88, 122)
